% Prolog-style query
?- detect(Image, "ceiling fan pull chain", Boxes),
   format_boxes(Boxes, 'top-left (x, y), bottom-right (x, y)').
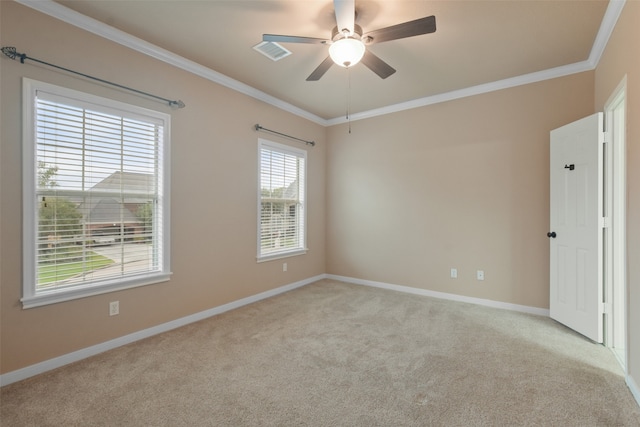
top-left (347, 68), bottom-right (352, 134)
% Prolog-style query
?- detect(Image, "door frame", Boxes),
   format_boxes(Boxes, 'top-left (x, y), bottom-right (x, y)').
top-left (603, 76), bottom-right (627, 372)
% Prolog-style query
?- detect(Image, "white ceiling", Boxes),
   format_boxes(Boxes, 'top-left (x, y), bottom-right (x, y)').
top-left (45, 0), bottom-right (612, 122)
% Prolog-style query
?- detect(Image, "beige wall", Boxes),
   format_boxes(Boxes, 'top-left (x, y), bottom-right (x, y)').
top-left (595, 0), bottom-right (640, 391)
top-left (326, 72), bottom-right (594, 309)
top-left (0, 2), bottom-right (326, 374)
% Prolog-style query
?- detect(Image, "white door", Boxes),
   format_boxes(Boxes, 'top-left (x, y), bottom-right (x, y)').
top-left (549, 113), bottom-right (604, 343)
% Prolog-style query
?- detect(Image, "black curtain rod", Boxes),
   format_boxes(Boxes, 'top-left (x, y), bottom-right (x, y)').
top-left (1, 46), bottom-right (185, 109)
top-left (255, 124), bottom-right (315, 147)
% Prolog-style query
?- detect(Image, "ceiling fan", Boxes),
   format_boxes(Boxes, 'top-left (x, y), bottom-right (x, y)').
top-left (263, 0), bottom-right (436, 81)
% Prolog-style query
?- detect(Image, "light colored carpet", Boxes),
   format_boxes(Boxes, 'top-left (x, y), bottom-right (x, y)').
top-left (2, 279), bottom-right (639, 426)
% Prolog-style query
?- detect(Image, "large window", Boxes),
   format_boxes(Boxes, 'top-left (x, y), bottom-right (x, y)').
top-left (22, 79), bottom-right (171, 308)
top-left (258, 139), bottom-right (307, 261)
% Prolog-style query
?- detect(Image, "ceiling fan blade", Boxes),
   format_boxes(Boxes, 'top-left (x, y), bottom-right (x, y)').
top-left (360, 50), bottom-right (396, 79)
top-left (263, 34), bottom-right (329, 45)
top-left (334, 0), bottom-right (355, 35)
top-left (362, 15), bottom-right (436, 44)
top-left (306, 56), bottom-right (335, 81)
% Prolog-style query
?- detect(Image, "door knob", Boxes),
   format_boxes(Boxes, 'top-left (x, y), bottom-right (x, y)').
top-left (547, 231), bottom-right (557, 238)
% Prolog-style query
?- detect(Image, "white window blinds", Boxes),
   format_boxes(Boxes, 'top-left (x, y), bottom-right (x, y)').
top-left (23, 79), bottom-right (171, 308)
top-left (258, 139), bottom-right (307, 260)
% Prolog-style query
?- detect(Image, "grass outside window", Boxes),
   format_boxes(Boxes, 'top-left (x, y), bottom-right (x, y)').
top-left (38, 251), bottom-right (114, 285)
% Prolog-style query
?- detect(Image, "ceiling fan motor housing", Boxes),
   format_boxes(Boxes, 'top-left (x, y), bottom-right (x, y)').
top-left (332, 24), bottom-right (363, 41)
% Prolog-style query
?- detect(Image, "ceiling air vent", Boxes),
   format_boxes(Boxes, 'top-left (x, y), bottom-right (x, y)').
top-left (253, 41), bottom-right (292, 61)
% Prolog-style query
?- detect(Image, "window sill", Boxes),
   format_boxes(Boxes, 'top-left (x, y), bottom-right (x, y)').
top-left (256, 249), bottom-right (308, 263)
top-left (21, 272), bottom-right (172, 309)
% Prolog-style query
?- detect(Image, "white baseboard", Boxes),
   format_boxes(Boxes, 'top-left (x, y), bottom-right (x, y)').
top-left (628, 375), bottom-right (640, 408)
top-left (326, 274), bottom-right (550, 317)
top-left (0, 274), bottom-right (324, 387)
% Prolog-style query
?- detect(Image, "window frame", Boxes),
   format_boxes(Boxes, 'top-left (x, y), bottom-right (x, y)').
top-left (22, 78), bottom-right (171, 308)
top-left (257, 138), bottom-right (308, 262)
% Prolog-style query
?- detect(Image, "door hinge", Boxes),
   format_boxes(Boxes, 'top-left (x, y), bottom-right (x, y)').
top-left (601, 217), bottom-right (610, 228)
top-left (600, 302), bottom-right (612, 315)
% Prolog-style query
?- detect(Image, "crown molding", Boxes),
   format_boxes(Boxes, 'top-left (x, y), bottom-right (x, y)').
top-left (13, 0), bottom-right (328, 126)
top-left (326, 60), bottom-right (594, 125)
top-left (588, 0), bottom-right (626, 68)
top-left (15, 0), bottom-right (625, 128)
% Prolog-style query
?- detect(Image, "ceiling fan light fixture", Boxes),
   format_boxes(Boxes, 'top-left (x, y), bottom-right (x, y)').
top-left (329, 37), bottom-right (365, 68)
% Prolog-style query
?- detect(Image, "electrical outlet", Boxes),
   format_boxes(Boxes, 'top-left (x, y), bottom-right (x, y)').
top-left (109, 301), bottom-right (119, 316)
top-left (283, 262), bottom-right (287, 272)
top-left (477, 270), bottom-right (485, 281)
top-left (450, 268), bottom-right (458, 279)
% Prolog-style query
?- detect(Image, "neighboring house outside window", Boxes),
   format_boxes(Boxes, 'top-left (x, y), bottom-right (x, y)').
top-left (258, 139), bottom-right (307, 261)
top-left (80, 171), bottom-right (155, 243)
top-left (22, 79), bottom-right (171, 308)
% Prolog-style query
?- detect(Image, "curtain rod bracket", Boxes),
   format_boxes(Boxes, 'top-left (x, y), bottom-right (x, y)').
top-left (2, 46), bottom-right (185, 109)
top-left (255, 124), bottom-right (315, 146)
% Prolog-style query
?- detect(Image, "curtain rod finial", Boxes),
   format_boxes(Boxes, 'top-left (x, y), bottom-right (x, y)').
top-left (1, 46), bottom-right (26, 63)
top-left (1, 46), bottom-right (17, 60)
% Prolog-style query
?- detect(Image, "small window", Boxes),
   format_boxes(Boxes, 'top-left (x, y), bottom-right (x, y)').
top-left (258, 139), bottom-right (307, 261)
top-left (22, 79), bottom-right (171, 308)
